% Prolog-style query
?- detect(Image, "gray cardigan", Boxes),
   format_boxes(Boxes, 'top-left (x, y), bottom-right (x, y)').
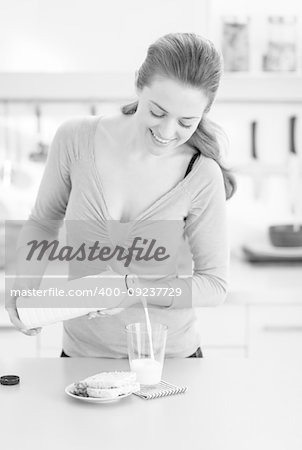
top-left (25, 116), bottom-right (228, 357)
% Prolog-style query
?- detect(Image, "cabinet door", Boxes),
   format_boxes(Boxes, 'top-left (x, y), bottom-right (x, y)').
top-left (202, 348), bottom-right (247, 358)
top-left (249, 306), bottom-right (302, 358)
top-left (195, 305), bottom-right (246, 347)
top-left (0, 327), bottom-right (38, 357)
top-left (0, 309), bottom-right (63, 357)
top-left (38, 323), bottom-right (63, 357)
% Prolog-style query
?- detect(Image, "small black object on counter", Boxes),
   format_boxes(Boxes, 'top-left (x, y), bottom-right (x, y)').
top-left (0, 375), bottom-right (20, 385)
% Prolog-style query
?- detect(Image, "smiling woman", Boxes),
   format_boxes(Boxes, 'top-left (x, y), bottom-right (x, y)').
top-left (7, 33), bottom-right (236, 359)
top-left (130, 76), bottom-right (207, 156)
top-left (122, 33), bottom-right (236, 199)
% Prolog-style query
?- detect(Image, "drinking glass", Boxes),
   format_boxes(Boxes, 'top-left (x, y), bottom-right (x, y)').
top-left (126, 322), bottom-right (168, 386)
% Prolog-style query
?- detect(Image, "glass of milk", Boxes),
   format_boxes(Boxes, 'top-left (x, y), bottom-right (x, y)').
top-left (126, 322), bottom-right (168, 386)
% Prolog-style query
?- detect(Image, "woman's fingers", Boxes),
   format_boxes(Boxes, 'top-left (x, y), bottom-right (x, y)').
top-left (20, 327), bottom-right (42, 336)
top-left (87, 308), bottom-right (124, 319)
top-left (87, 312), bottom-right (99, 320)
top-left (100, 308), bottom-right (124, 316)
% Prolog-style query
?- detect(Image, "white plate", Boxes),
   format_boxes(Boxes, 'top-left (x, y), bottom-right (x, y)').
top-left (65, 383), bottom-right (133, 403)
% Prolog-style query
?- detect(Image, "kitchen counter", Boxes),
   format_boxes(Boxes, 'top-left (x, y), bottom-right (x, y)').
top-left (1, 358), bottom-right (301, 450)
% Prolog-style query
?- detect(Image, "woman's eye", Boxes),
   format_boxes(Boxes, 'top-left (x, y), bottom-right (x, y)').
top-left (150, 110), bottom-right (192, 129)
top-left (150, 110), bottom-right (164, 118)
top-left (179, 122), bottom-right (192, 129)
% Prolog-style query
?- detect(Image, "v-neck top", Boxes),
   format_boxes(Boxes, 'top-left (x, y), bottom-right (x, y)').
top-left (27, 116), bottom-right (229, 358)
top-left (90, 116), bottom-right (203, 223)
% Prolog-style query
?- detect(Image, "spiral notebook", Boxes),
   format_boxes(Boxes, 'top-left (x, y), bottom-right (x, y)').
top-left (133, 380), bottom-right (187, 400)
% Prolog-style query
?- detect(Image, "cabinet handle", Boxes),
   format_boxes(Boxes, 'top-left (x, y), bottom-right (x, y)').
top-left (262, 325), bottom-right (302, 333)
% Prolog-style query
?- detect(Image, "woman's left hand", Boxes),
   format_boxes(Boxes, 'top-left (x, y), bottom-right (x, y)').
top-left (87, 308), bottom-right (124, 319)
top-left (87, 270), bottom-right (141, 319)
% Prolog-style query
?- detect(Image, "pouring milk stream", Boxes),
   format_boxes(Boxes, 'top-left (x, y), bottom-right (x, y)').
top-left (129, 295), bottom-right (163, 385)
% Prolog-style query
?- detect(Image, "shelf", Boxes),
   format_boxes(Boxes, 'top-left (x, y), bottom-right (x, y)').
top-left (0, 72), bottom-right (135, 102)
top-left (219, 74), bottom-right (302, 103)
top-left (0, 72), bottom-right (301, 103)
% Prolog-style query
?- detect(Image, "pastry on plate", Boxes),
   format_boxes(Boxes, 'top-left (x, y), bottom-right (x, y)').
top-left (72, 371), bottom-right (140, 399)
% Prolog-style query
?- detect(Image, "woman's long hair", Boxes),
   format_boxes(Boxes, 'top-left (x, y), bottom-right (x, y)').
top-left (121, 33), bottom-right (236, 199)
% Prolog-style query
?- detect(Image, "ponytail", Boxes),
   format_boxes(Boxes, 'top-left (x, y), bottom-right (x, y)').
top-left (188, 116), bottom-right (236, 200)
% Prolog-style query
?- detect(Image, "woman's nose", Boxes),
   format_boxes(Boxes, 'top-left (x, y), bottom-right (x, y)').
top-left (158, 119), bottom-right (177, 140)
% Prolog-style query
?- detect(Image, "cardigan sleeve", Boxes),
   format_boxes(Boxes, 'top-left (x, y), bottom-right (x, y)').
top-left (27, 120), bottom-right (77, 235)
top-left (12, 121), bottom-right (76, 291)
top-left (166, 159), bottom-right (229, 308)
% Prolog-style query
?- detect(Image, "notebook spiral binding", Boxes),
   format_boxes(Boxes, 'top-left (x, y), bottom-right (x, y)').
top-left (133, 380), bottom-right (187, 400)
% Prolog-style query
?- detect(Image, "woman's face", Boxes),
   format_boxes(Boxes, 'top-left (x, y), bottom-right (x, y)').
top-left (135, 75), bottom-right (208, 156)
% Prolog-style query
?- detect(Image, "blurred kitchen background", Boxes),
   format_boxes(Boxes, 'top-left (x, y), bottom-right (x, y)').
top-left (0, 0), bottom-right (302, 359)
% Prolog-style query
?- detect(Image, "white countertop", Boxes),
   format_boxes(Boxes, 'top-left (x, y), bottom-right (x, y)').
top-left (1, 358), bottom-right (302, 450)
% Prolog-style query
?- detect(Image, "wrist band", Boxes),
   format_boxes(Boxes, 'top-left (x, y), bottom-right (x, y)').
top-left (125, 274), bottom-right (129, 291)
top-left (125, 274), bottom-right (136, 294)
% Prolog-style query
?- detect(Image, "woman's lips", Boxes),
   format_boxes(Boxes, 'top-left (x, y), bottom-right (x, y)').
top-left (149, 129), bottom-right (175, 145)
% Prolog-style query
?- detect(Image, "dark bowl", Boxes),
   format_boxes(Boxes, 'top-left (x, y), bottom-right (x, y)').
top-left (269, 224), bottom-right (302, 248)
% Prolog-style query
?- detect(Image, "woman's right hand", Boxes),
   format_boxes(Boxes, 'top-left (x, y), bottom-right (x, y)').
top-left (5, 295), bottom-right (42, 336)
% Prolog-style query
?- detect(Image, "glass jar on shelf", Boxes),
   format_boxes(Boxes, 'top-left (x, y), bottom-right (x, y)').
top-left (262, 16), bottom-right (298, 72)
top-left (221, 16), bottom-right (250, 72)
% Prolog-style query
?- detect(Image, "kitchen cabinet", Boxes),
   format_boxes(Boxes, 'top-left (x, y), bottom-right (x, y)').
top-left (198, 304), bottom-right (302, 358)
top-left (196, 257), bottom-right (302, 357)
top-left (197, 308), bottom-right (247, 357)
top-left (202, 348), bottom-right (247, 358)
top-left (36, 322), bottom-right (63, 357)
top-left (198, 302), bottom-right (302, 358)
top-left (248, 305), bottom-right (302, 358)
top-left (196, 305), bottom-right (246, 347)
top-left (0, 325), bottom-right (38, 357)
top-left (0, 303), bottom-right (62, 358)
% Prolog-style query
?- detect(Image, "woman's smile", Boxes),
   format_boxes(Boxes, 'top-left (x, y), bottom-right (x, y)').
top-left (133, 76), bottom-right (207, 157)
top-left (149, 128), bottom-right (176, 146)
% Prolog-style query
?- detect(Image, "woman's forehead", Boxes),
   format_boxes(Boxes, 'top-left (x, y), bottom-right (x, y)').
top-left (144, 76), bottom-right (207, 116)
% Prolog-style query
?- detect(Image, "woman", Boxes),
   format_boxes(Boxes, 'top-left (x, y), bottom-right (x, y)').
top-left (7, 33), bottom-right (235, 358)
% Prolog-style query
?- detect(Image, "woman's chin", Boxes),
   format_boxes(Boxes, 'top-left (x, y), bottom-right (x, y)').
top-left (146, 129), bottom-right (176, 156)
